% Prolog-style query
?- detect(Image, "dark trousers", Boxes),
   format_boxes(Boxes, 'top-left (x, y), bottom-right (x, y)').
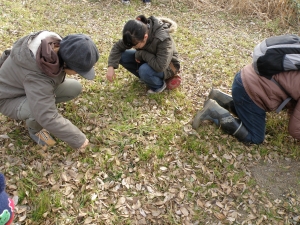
top-left (232, 71), bottom-right (266, 144)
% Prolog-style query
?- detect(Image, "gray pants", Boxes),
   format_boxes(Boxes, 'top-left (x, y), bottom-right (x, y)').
top-left (0, 78), bottom-right (82, 133)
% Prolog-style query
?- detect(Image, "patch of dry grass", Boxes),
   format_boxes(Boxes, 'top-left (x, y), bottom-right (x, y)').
top-left (209, 0), bottom-right (299, 27)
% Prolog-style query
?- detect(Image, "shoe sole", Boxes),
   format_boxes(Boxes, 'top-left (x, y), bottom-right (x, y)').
top-left (147, 81), bottom-right (166, 94)
top-left (192, 99), bottom-right (214, 130)
top-left (207, 88), bottom-right (217, 100)
top-left (207, 88), bottom-right (237, 115)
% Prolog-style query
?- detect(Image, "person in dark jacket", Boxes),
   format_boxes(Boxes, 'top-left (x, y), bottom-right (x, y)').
top-left (106, 15), bottom-right (181, 94)
top-left (192, 63), bottom-right (300, 144)
top-left (0, 31), bottom-right (99, 149)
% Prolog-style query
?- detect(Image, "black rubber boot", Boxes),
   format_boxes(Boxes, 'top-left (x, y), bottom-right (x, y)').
top-left (207, 88), bottom-right (237, 116)
top-left (192, 99), bottom-right (248, 141)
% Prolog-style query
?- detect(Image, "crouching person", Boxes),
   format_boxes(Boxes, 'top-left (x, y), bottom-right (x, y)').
top-left (192, 63), bottom-right (300, 144)
top-left (0, 31), bottom-right (99, 150)
top-left (106, 15), bottom-right (181, 94)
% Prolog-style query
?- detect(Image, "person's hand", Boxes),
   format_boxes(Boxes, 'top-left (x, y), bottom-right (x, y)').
top-left (135, 58), bottom-right (141, 63)
top-left (106, 66), bottom-right (116, 82)
top-left (78, 139), bottom-right (89, 151)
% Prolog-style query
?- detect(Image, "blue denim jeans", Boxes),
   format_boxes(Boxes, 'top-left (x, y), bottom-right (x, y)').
top-left (119, 50), bottom-right (164, 91)
top-left (232, 71), bottom-right (266, 144)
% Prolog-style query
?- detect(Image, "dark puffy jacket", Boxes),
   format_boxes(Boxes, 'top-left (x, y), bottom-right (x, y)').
top-left (108, 16), bottom-right (180, 79)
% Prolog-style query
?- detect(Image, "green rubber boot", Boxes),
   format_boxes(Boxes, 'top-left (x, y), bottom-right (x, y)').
top-left (207, 88), bottom-right (237, 116)
top-left (192, 99), bottom-right (248, 141)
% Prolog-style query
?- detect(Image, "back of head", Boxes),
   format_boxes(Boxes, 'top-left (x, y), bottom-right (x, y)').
top-left (122, 15), bottom-right (148, 48)
top-left (59, 34), bottom-right (100, 80)
top-left (136, 15), bottom-right (148, 24)
top-left (0, 174), bottom-right (14, 225)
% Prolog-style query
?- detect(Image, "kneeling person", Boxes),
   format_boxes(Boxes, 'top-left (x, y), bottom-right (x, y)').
top-left (192, 64), bottom-right (300, 144)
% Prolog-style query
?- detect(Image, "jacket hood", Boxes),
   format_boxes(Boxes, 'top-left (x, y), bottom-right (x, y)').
top-left (156, 17), bottom-right (177, 33)
top-left (10, 31), bottom-right (46, 72)
top-left (149, 16), bottom-right (177, 34)
top-left (147, 16), bottom-right (177, 43)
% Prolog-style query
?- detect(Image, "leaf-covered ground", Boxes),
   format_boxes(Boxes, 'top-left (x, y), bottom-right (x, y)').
top-left (0, 0), bottom-right (299, 224)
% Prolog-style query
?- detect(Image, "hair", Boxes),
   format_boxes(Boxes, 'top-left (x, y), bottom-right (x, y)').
top-left (122, 15), bottom-right (148, 48)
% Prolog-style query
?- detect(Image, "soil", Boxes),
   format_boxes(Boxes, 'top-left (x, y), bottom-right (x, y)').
top-left (249, 159), bottom-right (300, 201)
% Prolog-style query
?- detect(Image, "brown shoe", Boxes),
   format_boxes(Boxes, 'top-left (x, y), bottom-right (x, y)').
top-left (29, 129), bottom-right (56, 146)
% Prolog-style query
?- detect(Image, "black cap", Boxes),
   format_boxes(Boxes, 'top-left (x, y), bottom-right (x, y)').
top-left (60, 34), bottom-right (99, 80)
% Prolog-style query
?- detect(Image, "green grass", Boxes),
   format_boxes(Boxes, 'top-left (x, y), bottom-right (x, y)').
top-left (31, 191), bottom-right (52, 221)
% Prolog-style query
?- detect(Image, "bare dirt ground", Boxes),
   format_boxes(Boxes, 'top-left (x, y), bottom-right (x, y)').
top-left (250, 160), bottom-right (300, 202)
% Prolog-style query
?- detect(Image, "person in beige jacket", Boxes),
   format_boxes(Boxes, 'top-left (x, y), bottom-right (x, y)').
top-left (192, 63), bottom-right (300, 144)
top-left (0, 31), bottom-right (99, 149)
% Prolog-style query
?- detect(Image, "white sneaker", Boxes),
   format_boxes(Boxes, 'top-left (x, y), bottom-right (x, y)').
top-left (147, 81), bottom-right (166, 94)
top-left (122, 0), bottom-right (130, 5)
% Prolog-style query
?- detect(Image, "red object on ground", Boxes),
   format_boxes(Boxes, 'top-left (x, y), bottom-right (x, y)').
top-left (166, 75), bottom-right (181, 90)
